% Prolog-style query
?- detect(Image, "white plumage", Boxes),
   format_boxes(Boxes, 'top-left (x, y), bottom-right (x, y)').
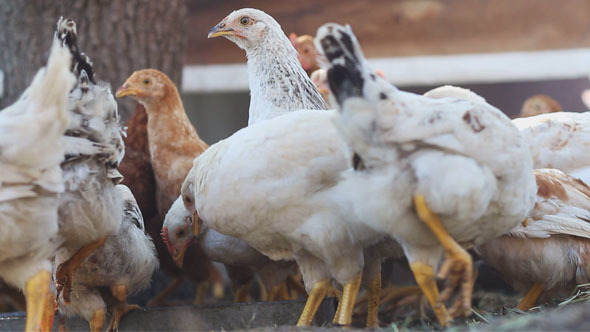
top-left (58, 184), bottom-right (158, 331)
top-left (477, 169), bottom-right (590, 307)
top-left (163, 196), bottom-right (298, 301)
top-left (315, 23), bottom-right (537, 325)
top-left (0, 32), bottom-right (75, 331)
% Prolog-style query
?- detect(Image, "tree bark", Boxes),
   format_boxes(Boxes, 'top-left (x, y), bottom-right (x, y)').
top-left (0, 0), bottom-right (187, 121)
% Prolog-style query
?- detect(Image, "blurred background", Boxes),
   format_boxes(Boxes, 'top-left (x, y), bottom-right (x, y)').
top-left (1, 0), bottom-right (589, 145)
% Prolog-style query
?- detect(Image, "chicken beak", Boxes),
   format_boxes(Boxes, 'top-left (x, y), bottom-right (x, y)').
top-left (192, 211), bottom-right (202, 236)
top-left (115, 84), bottom-right (140, 98)
top-left (207, 22), bottom-right (235, 39)
top-left (172, 244), bottom-right (189, 269)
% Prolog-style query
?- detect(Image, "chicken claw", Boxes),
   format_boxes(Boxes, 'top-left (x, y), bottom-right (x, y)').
top-left (56, 236), bottom-right (108, 302)
top-left (413, 194), bottom-right (474, 319)
top-left (296, 279), bottom-right (330, 326)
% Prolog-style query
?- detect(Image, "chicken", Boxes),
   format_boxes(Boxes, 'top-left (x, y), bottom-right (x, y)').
top-left (289, 33), bottom-right (322, 77)
top-left (163, 196), bottom-right (299, 302)
top-left (519, 94), bottom-right (562, 118)
top-left (191, 9), bottom-right (403, 327)
top-left (115, 69), bottom-right (222, 305)
top-left (477, 169), bottom-right (590, 311)
top-left (54, 18), bottom-right (124, 304)
top-left (0, 22), bottom-right (75, 331)
top-left (315, 23), bottom-right (537, 326)
top-left (583, 88), bottom-right (590, 110)
top-left (57, 185), bottom-right (158, 332)
top-left (208, 9), bottom-right (328, 125)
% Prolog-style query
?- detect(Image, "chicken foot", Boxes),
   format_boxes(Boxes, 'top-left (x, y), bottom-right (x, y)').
top-left (332, 273), bottom-right (362, 326)
top-left (296, 279), bottom-right (330, 326)
top-left (517, 282), bottom-right (544, 311)
top-left (56, 236), bottom-right (108, 303)
top-left (106, 284), bottom-right (141, 332)
top-left (414, 194), bottom-right (473, 319)
top-left (24, 270), bottom-right (56, 332)
top-left (410, 262), bottom-right (452, 327)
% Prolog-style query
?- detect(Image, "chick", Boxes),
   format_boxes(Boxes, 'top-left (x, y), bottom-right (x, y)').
top-left (57, 185), bottom-right (158, 332)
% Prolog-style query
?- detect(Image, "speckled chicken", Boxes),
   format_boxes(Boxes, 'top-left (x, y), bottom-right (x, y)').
top-left (54, 19), bottom-right (124, 304)
top-left (57, 185), bottom-right (158, 332)
top-left (316, 23), bottom-right (537, 326)
top-left (0, 24), bottom-right (74, 331)
top-left (163, 196), bottom-right (298, 302)
top-left (116, 69), bottom-right (222, 305)
top-left (477, 169), bottom-right (590, 311)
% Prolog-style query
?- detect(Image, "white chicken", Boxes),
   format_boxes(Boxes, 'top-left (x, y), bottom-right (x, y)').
top-left (477, 168), bottom-right (590, 311)
top-left (207, 8), bottom-right (328, 125)
top-left (162, 196), bottom-right (298, 302)
top-left (57, 185), bottom-right (158, 332)
top-left (53, 18), bottom-right (124, 304)
top-left (0, 27), bottom-right (75, 331)
top-left (315, 23), bottom-right (537, 326)
top-left (188, 9), bottom-right (401, 327)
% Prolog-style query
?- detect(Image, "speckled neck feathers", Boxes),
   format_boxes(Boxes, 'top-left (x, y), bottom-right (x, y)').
top-left (245, 30), bottom-right (328, 125)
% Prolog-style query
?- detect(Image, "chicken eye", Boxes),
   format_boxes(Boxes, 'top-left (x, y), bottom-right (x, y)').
top-left (239, 16), bottom-right (250, 26)
top-left (303, 47), bottom-right (310, 54)
top-left (184, 195), bottom-right (192, 205)
top-left (177, 229), bottom-right (186, 237)
top-left (143, 79), bottom-right (150, 85)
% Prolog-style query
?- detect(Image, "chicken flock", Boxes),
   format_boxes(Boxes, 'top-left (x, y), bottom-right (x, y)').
top-left (2, 8), bottom-right (590, 331)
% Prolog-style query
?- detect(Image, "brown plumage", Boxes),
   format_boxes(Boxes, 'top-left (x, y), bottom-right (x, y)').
top-left (519, 94), bottom-right (562, 118)
top-left (116, 70), bottom-right (220, 304)
top-left (289, 33), bottom-right (321, 77)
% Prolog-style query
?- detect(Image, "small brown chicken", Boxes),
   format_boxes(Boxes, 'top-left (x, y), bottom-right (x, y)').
top-left (289, 33), bottom-right (321, 77)
top-left (477, 168), bottom-right (590, 311)
top-left (519, 94), bottom-right (562, 118)
top-left (116, 69), bottom-right (222, 305)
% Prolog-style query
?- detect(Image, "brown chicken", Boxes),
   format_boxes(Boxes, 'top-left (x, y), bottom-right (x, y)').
top-left (289, 33), bottom-right (321, 77)
top-left (116, 72), bottom-right (221, 306)
top-left (519, 94), bottom-right (562, 118)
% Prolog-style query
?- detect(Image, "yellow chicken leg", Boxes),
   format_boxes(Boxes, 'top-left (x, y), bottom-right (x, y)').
top-left (194, 280), bottom-right (210, 305)
top-left (89, 309), bottom-right (105, 332)
top-left (333, 273), bottom-right (362, 326)
top-left (414, 194), bottom-right (473, 318)
top-left (296, 279), bottom-right (330, 327)
top-left (517, 282), bottom-right (544, 311)
top-left (365, 273), bottom-right (381, 328)
top-left (106, 284), bottom-right (141, 332)
top-left (410, 262), bottom-right (452, 327)
top-left (24, 270), bottom-right (55, 332)
top-left (56, 236), bottom-right (108, 303)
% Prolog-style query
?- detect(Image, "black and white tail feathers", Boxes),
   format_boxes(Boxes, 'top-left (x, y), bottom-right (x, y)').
top-left (56, 17), bottom-right (96, 84)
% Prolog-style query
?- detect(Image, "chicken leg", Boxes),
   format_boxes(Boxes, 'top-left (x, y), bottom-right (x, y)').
top-left (194, 280), bottom-right (210, 305)
top-left (410, 262), bottom-right (452, 327)
top-left (414, 194), bottom-right (473, 318)
top-left (24, 270), bottom-right (55, 332)
top-left (89, 309), bottom-right (105, 332)
top-left (517, 282), bottom-right (544, 311)
top-left (146, 277), bottom-right (184, 307)
top-left (233, 281), bottom-right (252, 303)
top-left (56, 236), bottom-right (108, 302)
top-left (106, 284), bottom-right (141, 332)
top-left (333, 273), bottom-right (362, 326)
top-left (296, 279), bottom-right (330, 326)
top-left (365, 273), bottom-right (381, 328)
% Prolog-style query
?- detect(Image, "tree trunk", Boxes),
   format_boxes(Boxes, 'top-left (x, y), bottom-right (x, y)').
top-left (0, 0), bottom-right (187, 121)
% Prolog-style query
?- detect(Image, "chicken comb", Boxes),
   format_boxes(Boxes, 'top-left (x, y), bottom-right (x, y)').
top-left (160, 227), bottom-right (175, 255)
top-left (55, 17), bottom-right (96, 84)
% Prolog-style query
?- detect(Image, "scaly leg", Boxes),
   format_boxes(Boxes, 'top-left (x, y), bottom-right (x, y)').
top-left (233, 281), bottom-right (252, 303)
top-left (296, 279), bottom-right (330, 327)
top-left (414, 194), bottom-right (473, 318)
top-left (89, 309), bottom-right (105, 332)
top-left (365, 273), bottom-right (382, 328)
top-left (194, 280), bottom-right (210, 305)
top-left (286, 274), bottom-right (307, 300)
top-left (333, 273), bottom-right (362, 326)
top-left (410, 262), bottom-right (452, 327)
top-left (24, 270), bottom-right (55, 332)
top-left (517, 282), bottom-right (544, 311)
top-left (146, 277), bottom-right (184, 307)
top-left (56, 236), bottom-right (108, 303)
top-left (106, 284), bottom-right (141, 332)
top-left (277, 282), bottom-right (290, 301)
